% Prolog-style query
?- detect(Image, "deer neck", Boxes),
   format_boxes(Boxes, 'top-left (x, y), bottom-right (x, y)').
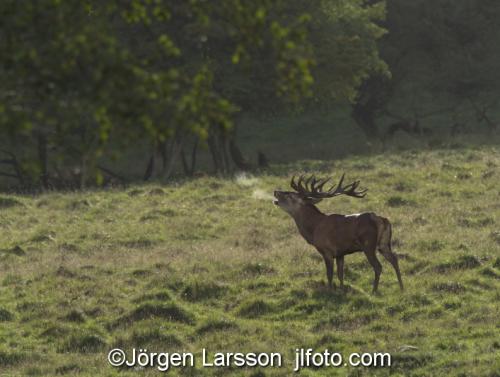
top-left (291, 205), bottom-right (325, 244)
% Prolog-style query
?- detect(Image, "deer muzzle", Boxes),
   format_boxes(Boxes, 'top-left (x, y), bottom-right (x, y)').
top-left (273, 191), bottom-right (281, 205)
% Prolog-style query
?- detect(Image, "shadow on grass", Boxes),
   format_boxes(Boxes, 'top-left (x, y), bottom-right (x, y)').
top-left (282, 282), bottom-right (377, 320)
top-left (195, 318), bottom-right (238, 335)
top-left (58, 330), bottom-right (107, 354)
top-left (236, 299), bottom-right (276, 318)
top-left (110, 301), bottom-right (195, 330)
top-left (128, 329), bottom-right (183, 348)
top-left (180, 280), bottom-right (228, 302)
top-left (0, 349), bottom-right (27, 366)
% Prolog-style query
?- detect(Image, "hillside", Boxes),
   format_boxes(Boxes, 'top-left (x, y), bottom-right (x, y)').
top-left (0, 145), bottom-right (499, 376)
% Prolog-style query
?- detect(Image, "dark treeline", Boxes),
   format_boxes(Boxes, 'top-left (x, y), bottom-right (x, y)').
top-left (0, 0), bottom-right (499, 189)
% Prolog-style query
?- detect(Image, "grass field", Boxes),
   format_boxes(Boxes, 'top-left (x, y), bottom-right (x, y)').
top-left (0, 144), bottom-right (499, 376)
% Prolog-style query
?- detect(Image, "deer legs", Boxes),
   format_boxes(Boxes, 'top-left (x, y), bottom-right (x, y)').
top-left (336, 256), bottom-right (344, 289)
top-left (379, 247), bottom-right (404, 290)
top-left (322, 254), bottom-right (334, 288)
top-left (363, 245), bottom-right (404, 293)
top-left (364, 248), bottom-right (382, 293)
top-left (323, 247), bottom-right (401, 293)
top-left (322, 254), bottom-right (346, 290)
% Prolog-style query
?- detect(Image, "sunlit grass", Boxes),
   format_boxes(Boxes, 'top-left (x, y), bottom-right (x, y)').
top-left (0, 146), bottom-right (499, 376)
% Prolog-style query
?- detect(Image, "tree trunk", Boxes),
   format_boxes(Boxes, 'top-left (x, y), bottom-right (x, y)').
top-left (179, 138), bottom-right (199, 176)
top-left (208, 133), bottom-right (221, 174)
top-left (229, 138), bottom-right (252, 171)
top-left (220, 132), bottom-right (231, 174)
top-left (226, 122), bottom-right (251, 171)
top-left (190, 138), bottom-right (198, 175)
top-left (351, 103), bottom-right (379, 139)
top-left (144, 154), bottom-right (155, 181)
top-left (79, 155), bottom-right (87, 189)
top-left (0, 150), bottom-right (25, 186)
top-left (257, 151), bottom-right (269, 168)
top-left (180, 146), bottom-right (189, 176)
top-left (159, 140), bottom-right (167, 174)
top-left (162, 136), bottom-right (184, 181)
top-left (37, 133), bottom-right (49, 189)
top-left (468, 98), bottom-right (497, 132)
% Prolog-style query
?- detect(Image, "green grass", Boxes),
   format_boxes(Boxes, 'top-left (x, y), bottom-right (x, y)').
top-left (0, 146), bottom-right (499, 376)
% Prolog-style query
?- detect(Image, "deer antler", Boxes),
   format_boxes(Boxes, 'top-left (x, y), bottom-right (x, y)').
top-left (291, 174), bottom-right (367, 199)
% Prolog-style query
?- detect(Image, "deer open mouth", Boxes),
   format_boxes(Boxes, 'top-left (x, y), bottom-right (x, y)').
top-left (273, 191), bottom-right (280, 205)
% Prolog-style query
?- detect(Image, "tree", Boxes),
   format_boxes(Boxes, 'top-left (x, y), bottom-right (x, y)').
top-left (0, 0), bottom-right (390, 188)
top-left (367, 0), bottom-right (500, 139)
top-left (0, 1), bottom-right (132, 187)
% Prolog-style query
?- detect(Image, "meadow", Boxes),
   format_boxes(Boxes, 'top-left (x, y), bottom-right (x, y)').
top-left (0, 143), bottom-right (499, 376)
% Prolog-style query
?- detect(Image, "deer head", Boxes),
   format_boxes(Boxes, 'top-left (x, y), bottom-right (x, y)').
top-left (274, 174), bottom-right (367, 215)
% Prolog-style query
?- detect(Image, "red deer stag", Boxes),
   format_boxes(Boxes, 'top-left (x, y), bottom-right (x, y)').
top-left (274, 174), bottom-right (403, 293)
